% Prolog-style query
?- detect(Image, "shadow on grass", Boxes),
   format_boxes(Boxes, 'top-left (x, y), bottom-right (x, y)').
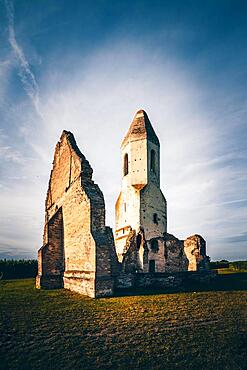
top-left (115, 272), bottom-right (247, 297)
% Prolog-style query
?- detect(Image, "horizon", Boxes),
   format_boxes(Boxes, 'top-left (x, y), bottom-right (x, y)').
top-left (0, 0), bottom-right (246, 261)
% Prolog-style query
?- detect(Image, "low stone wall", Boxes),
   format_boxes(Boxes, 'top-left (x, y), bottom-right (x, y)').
top-left (95, 276), bottom-right (115, 298)
top-left (115, 273), bottom-right (136, 289)
top-left (115, 270), bottom-right (217, 291)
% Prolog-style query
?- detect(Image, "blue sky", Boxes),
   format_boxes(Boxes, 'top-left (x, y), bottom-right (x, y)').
top-left (0, 0), bottom-right (246, 260)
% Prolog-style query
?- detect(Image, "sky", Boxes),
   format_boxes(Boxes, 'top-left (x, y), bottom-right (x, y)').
top-left (0, 0), bottom-right (246, 261)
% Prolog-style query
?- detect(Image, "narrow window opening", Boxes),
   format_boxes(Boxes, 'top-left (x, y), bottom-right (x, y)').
top-left (124, 153), bottom-right (129, 176)
top-left (149, 260), bottom-right (156, 273)
top-left (136, 234), bottom-right (142, 249)
top-left (150, 149), bottom-right (156, 172)
top-left (153, 213), bottom-right (158, 224)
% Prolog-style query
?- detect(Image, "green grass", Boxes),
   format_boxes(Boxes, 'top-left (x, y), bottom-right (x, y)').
top-left (216, 268), bottom-right (238, 274)
top-left (0, 277), bottom-right (246, 370)
top-left (216, 267), bottom-right (247, 274)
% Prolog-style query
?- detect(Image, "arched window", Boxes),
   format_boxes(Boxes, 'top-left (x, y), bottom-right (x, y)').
top-left (150, 149), bottom-right (156, 172)
top-left (124, 153), bottom-right (129, 176)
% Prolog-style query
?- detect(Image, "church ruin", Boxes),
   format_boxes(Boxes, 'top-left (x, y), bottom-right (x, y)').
top-left (36, 131), bottom-right (118, 297)
top-left (36, 110), bottom-right (211, 297)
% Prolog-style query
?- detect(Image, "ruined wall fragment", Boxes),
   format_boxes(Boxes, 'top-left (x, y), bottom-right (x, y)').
top-left (121, 228), bottom-right (147, 273)
top-left (121, 230), bottom-right (209, 273)
top-left (36, 130), bottom-right (118, 298)
top-left (184, 234), bottom-right (209, 271)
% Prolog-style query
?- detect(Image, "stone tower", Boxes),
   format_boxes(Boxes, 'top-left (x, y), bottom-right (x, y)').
top-left (115, 110), bottom-right (167, 266)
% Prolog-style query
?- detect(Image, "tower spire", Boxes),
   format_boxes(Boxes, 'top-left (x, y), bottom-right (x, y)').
top-left (121, 109), bottom-right (159, 147)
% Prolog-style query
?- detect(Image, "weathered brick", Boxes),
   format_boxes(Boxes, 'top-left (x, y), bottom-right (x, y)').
top-left (36, 131), bottom-right (118, 298)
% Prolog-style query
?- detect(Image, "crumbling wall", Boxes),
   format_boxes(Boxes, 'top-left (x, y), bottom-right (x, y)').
top-left (121, 230), bottom-right (209, 273)
top-left (121, 229), bottom-right (147, 273)
top-left (163, 233), bottom-right (189, 272)
top-left (184, 234), bottom-right (209, 271)
top-left (36, 131), bottom-right (118, 298)
top-left (144, 237), bottom-right (166, 272)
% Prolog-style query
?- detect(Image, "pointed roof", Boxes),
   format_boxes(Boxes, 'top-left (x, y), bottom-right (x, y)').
top-left (121, 109), bottom-right (159, 147)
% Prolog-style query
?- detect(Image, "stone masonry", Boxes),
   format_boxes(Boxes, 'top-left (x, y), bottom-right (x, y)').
top-left (36, 131), bottom-right (118, 298)
top-left (121, 230), bottom-right (209, 274)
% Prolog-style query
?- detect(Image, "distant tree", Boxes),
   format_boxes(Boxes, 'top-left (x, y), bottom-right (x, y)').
top-left (0, 259), bottom-right (38, 279)
top-left (210, 260), bottom-right (229, 269)
top-left (230, 261), bottom-right (247, 271)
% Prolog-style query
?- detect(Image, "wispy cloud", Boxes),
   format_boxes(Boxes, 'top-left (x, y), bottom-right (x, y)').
top-left (0, 58), bottom-right (12, 105)
top-left (0, 3), bottom-right (246, 261)
top-left (4, 0), bottom-right (42, 117)
top-left (0, 129), bottom-right (25, 164)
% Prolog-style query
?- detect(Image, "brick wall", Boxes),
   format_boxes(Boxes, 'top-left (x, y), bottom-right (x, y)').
top-left (36, 131), bottom-right (118, 297)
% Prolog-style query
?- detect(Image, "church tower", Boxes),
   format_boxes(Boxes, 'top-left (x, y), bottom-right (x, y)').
top-left (115, 110), bottom-right (167, 263)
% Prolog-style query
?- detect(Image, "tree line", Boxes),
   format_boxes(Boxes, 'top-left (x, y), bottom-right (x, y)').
top-left (210, 260), bottom-right (247, 271)
top-left (0, 259), bottom-right (246, 280)
top-left (0, 259), bottom-right (38, 279)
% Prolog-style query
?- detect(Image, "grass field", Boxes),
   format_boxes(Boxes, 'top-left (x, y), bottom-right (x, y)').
top-left (216, 267), bottom-right (247, 275)
top-left (0, 275), bottom-right (246, 370)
